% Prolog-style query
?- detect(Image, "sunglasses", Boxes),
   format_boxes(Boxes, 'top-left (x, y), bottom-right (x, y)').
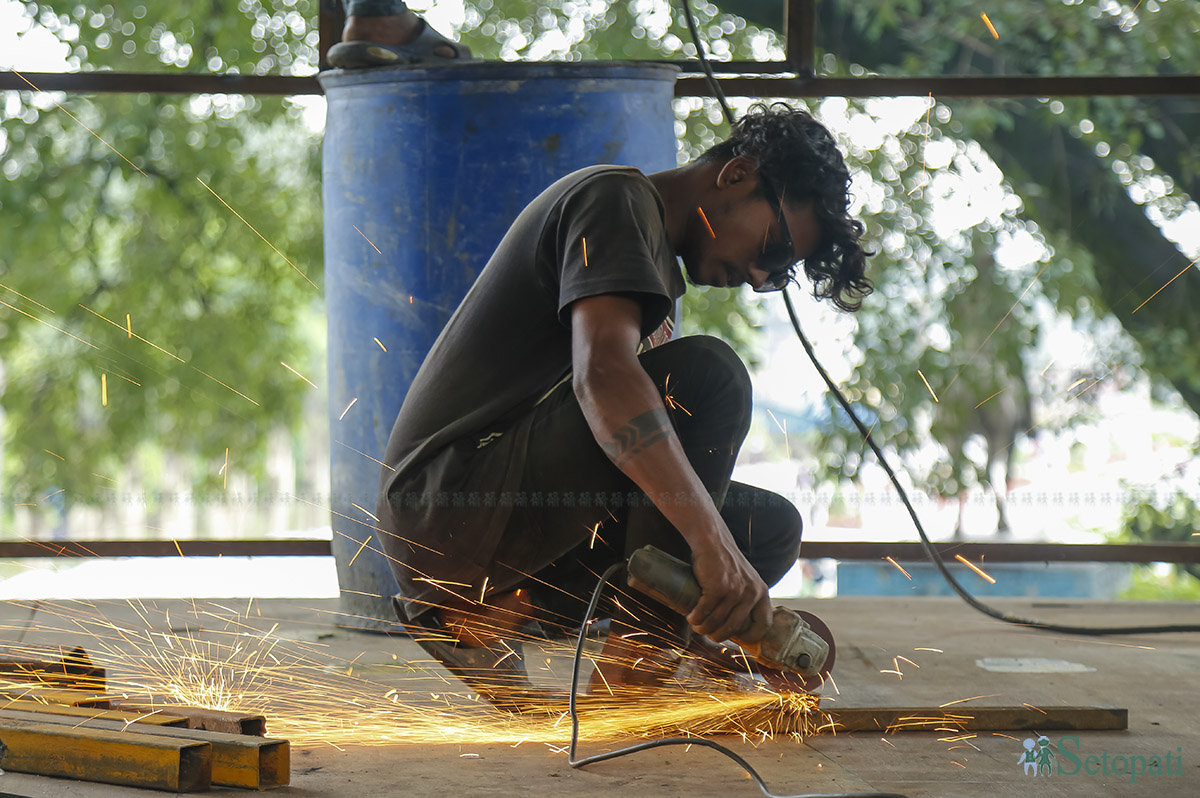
top-left (756, 174), bottom-right (798, 293)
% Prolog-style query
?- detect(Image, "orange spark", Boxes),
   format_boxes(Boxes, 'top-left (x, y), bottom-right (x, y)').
top-left (696, 206), bottom-right (717, 238)
top-left (101, 373), bottom-right (108, 407)
top-left (1023, 703), bottom-right (1048, 714)
top-left (354, 225), bottom-right (382, 254)
top-left (351, 503), bottom-right (380, 523)
top-left (662, 374), bottom-right (693, 417)
top-left (980, 13), bottom-right (999, 39)
top-left (9, 70), bottom-right (147, 176)
top-left (0, 282), bottom-right (55, 314)
top-left (43, 449), bottom-right (65, 461)
top-left (0, 298), bottom-right (97, 349)
top-left (914, 647), bottom-right (943, 653)
top-left (195, 178), bottom-right (317, 289)
top-left (222, 448), bottom-right (229, 490)
top-left (338, 398), bottom-right (358, 421)
top-left (896, 655), bottom-right (919, 669)
top-left (587, 522), bottom-right (603, 550)
top-left (1040, 358), bottom-right (1055, 376)
top-left (954, 554), bottom-right (996, 584)
top-left (373, 337), bottom-right (387, 352)
top-left (909, 92), bottom-right (934, 198)
top-left (1133, 259), bottom-right (1197, 313)
top-left (44, 488), bottom-right (65, 502)
top-left (190, 365), bottom-right (260, 406)
top-left (885, 556), bottom-right (912, 580)
top-left (92, 473), bottom-right (116, 484)
top-left (126, 313), bottom-right (132, 339)
top-left (879, 669), bottom-right (903, 679)
top-left (939, 694), bottom-right (1001, 707)
top-left (917, 370), bottom-right (939, 402)
top-left (347, 536), bottom-right (373, 568)
top-left (582, 237), bottom-right (589, 268)
top-left (335, 441), bottom-right (396, 472)
top-left (975, 389), bottom-right (1004, 409)
top-left (173, 540), bottom-right (184, 557)
top-left (280, 361), bottom-right (318, 389)
top-left (951, 760), bottom-right (968, 769)
top-left (78, 305), bottom-right (183, 361)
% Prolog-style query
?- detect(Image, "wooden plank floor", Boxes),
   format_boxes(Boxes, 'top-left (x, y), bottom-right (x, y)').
top-left (0, 595), bottom-right (1194, 797)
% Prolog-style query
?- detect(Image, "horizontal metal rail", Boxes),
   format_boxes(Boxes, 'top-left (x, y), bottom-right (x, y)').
top-left (2, 538), bottom-right (1195, 563)
top-left (3, 70), bottom-right (1198, 98)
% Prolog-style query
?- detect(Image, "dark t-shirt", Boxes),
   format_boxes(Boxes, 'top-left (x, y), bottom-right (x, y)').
top-left (376, 165), bottom-right (686, 611)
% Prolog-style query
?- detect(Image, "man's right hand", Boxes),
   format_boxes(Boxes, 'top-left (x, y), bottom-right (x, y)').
top-left (687, 536), bottom-right (772, 645)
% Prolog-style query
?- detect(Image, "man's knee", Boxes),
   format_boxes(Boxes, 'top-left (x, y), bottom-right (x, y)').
top-left (647, 335), bottom-right (752, 423)
top-left (676, 335), bottom-right (751, 391)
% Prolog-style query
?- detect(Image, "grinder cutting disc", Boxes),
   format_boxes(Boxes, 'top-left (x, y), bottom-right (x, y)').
top-left (796, 609), bottom-right (836, 686)
top-left (766, 610), bottom-right (836, 694)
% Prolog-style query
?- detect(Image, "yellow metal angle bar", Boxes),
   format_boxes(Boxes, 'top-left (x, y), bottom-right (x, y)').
top-left (0, 685), bottom-right (113, 707)
top-left (0, 717), bottom-right (212, 792)
top-left (0, 699), bottom-right (188, 726)
top-left (0, 709), bottom-right (288, 790)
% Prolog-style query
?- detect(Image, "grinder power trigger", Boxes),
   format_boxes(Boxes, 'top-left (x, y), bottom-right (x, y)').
top-left (626, 545), bottom-right (836, 691)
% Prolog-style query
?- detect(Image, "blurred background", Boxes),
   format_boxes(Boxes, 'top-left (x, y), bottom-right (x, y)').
top-left (1, 0), bottom-right (1197, 601)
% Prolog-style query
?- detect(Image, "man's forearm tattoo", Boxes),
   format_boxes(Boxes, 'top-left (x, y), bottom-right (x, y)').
top-left (600, 408), bottom-right (675, 469)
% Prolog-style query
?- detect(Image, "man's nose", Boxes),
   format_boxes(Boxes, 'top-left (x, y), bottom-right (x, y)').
top-left (746, 265), bottom-right (770, 291)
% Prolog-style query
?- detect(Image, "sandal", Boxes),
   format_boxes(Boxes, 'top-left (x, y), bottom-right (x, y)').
top-left (328, 20), bottom-right (478, 69)
top-left (391, 596), bottom-right (557, 712)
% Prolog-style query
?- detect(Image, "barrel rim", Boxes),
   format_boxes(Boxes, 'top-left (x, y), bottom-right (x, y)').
top-left (319, 60), bottom-right (681, 91)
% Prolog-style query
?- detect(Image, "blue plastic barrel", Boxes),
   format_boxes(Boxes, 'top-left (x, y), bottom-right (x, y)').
top-left (320, 63), bottom-right (679, 629)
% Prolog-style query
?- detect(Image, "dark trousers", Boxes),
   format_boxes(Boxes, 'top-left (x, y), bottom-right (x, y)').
top-left (490, 336), bottom-right (802, 642)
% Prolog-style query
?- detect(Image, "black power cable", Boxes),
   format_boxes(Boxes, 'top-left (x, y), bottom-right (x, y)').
top-left (677, 0), bottom-right (1199, 636)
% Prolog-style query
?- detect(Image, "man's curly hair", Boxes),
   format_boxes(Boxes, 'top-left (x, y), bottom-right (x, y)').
top-left (701, 102), bottom-right (873, 312)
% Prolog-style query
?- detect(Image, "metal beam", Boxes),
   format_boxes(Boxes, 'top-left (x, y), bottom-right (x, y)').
top-left (92, 701), bottom-right (268, 736)
top-left (676, 73), bottom-right (1200, 97)
top-left (0, 710), bottom-right (289, 790)
top-left (3, 70), bottom-right (1198, 98)
top-left (0, 686), bottom-right (110, 707)
top-left (786, 0), bottom-right (817, 77)
top-left (0, 538), bottom-right (331, 558)
top-left (0, 717), bottom-right (212, 792)
top-left (814, 705), bottom-right (1127, 734)
top-left (0, 698), bottom-right (188, 727)
top-left (798, 541), bottom-right (1200, 564)
top-left (0, 646), bottom-right (104, 691)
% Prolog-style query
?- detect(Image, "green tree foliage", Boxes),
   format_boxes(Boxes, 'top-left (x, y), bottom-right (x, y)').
top-left (1116, 490), bottom-right (1200, 597)
top-left (811, 0), bottom-right (1200, 497)
top-left (1, 1), bottom-right (323, 502)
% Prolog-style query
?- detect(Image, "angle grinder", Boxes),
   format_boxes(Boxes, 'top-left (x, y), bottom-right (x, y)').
top-left (626, 545), bottom-right (836, 691)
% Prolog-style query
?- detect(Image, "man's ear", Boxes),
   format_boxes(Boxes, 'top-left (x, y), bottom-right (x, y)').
top-left (714, 155), bottom-right (757, 189)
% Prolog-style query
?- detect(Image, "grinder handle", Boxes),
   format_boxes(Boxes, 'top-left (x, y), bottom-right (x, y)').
top-left (626, 545), bottom-right (702, 615)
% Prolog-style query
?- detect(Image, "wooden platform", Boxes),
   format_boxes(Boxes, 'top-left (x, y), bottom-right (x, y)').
top-left (0, 596), bottom-right (1194, 797)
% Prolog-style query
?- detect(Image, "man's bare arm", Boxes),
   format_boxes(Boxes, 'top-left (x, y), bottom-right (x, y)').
top-left (569, 294), bottom-right (770, 644)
